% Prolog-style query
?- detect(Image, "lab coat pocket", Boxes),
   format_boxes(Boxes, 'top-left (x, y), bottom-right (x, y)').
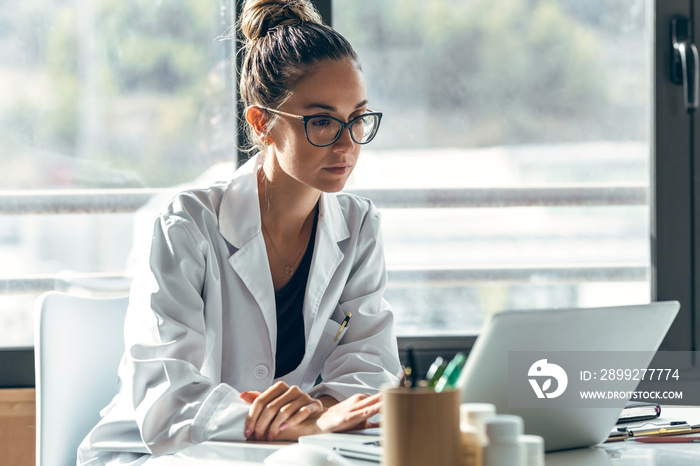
top-left (311, 307), bottom-right (349, 369)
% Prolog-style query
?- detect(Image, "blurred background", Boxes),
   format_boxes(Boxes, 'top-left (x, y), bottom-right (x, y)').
top-left (0, 0), bottom-right (649, 345)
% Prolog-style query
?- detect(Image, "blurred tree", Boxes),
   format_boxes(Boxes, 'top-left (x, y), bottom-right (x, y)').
top-left (99, 0), bottom-right (213, 92)
top-left (91, 0), bottom-right (224, 187)
top-left (44, 7), bottom-right (79, 153)
top-left (335, 0), bottom-right (619, 148)
top-left (1, 0), bottom-right (644, 186)
top-left (1, 0), bottom-right (229, 188)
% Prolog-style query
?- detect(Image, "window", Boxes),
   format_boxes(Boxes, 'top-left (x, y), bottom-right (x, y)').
top-left (0, 0), bottom-right (697, 360)
top-left (334, 0), bottom-right (650, 335)
top-left (0, 0), bottom-right (235, 348)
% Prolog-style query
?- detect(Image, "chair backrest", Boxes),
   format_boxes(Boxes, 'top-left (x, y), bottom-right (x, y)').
top-left (34, 291), bottom-right (128, 466)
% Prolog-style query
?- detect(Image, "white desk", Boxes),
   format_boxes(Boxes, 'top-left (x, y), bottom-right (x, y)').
top-left (144, 406), bottom-right (700, 465)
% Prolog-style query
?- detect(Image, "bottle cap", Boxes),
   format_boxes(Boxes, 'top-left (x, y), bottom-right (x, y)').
top-left (485, 414), bottom-right (524, 443)
top-left (460, 403), bottom-right (496, 441)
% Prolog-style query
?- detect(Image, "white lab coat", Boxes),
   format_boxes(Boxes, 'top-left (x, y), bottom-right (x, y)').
top-left (77, 154), bottom-right (401, 465)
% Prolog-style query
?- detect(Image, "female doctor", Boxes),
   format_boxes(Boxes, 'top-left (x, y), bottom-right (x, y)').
top-left (77, 0), bottom-right (401, 463)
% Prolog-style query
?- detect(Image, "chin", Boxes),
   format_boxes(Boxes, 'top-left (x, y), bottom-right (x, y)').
top-left (318, 179), bottom-right (348, 193)
top-left (322, 170), bottom-right (354, 193)
top-left (322, 184), bottom-right (346, 194)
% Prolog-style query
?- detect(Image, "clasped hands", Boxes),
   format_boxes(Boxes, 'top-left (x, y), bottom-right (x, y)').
top-left (240, 381), bottom-right (380, 441)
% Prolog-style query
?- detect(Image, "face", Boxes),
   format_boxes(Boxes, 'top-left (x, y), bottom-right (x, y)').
top-left (266, 58), bottom-right (368, 193)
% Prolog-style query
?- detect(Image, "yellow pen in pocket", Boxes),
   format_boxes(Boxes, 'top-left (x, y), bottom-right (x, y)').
top-left (333, 312), bottom-right (352, 342)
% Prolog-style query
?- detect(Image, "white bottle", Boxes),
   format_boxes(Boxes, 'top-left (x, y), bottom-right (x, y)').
top-left (519, 434), bottom-right (545, 466)
top-left (483, 415), bottom-right (525, 466)
top-left (459, 403), bottom-right (496, 445)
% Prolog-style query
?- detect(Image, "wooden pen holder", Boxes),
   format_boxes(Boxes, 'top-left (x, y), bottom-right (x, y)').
top-left (381, 386), bottom-right (461, 466)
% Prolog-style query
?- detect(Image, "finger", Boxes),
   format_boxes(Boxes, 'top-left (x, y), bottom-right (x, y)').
top-left (268, 394), bottom-right (316, 431)
top-left (240, 391), bottom-right (261, 403)
top-left (268, 398), bottom-right (323, 439)
top-left (253, 385), bottom-right (309, 440)
top-left (351, 393), bottom-right (381, 409)
top-left (245, 382), bottom-right (289, 440)
top-left (259, 387), bottom-right (317, 440)
top-left (335, 402), bottom-right (382, 432)
top-left (316, 396), bottom-right (382, 434)
top-left (334, 393), bottom-right (380, 414)
top-left (351, 418), bottom-right (379, 432)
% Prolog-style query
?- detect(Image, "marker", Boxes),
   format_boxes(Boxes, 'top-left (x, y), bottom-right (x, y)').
top-left (425, 357), bottom-right (446, 388)
top-left (334, 312), bottom-right (352, 342)
top-left (434, 352), bottom-right (466, 393)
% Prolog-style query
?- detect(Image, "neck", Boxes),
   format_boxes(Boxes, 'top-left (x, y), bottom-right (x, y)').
top-left (258, 155), bottom-right (320, 239)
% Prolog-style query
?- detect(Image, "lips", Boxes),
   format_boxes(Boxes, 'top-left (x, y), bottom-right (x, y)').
top-left (323, 165), bottom-right (351, 175)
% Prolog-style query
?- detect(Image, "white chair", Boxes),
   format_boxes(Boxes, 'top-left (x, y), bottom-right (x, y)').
top-left (35, 291), bottom-right (129, 466)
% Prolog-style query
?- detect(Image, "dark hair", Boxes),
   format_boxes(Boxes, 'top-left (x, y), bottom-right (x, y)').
top-left (239, 0), bottom-right (360, 152)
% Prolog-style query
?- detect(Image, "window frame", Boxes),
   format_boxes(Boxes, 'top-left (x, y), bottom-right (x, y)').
top-left (653, 0), bottom-right (697, 354)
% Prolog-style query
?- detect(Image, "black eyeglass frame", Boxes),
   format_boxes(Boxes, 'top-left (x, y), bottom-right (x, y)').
top-left (260, 106), bottom-right (383, 147)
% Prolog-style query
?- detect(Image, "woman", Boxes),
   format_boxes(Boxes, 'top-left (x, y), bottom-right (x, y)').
top-left (77, 0), bottom-right (401, 463)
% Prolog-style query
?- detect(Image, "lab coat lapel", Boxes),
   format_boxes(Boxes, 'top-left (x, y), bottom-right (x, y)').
top-left (304, 193), bottom-right (351, 347)
top-left (219, 155), bottom-right (277, 354)
top-left (228, 239), bottom-right (276, 354)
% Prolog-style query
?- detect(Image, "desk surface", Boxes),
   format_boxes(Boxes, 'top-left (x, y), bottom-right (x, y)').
top-left (145, 406), bottom-right (700, 465)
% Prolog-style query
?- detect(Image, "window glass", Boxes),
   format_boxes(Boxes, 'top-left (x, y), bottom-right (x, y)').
top-left (0, 0), bottom-right (234, 347)
top-left (1, 0), bottom-right (234, 190)
top-left (0, 0), bottom-right (651, 347)
top-left (333, 0), bottom-right (650, 335)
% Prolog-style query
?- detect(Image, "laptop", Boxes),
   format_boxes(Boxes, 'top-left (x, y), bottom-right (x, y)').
top-left (298, 428), bottom-right (383, 462)
top-left (301, 301), bottom-right (680, 458)
top-left (457, 301), bottom-right (680, 451)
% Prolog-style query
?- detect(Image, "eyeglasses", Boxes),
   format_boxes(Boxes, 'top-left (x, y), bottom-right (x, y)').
top-left (260, 107), bottom-right (382, 147)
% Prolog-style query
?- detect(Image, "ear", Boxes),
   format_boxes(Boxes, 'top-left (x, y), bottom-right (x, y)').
top-left (245, 106), bottom-right (272, 144)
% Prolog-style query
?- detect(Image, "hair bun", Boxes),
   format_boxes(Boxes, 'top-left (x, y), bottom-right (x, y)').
top-left (240, 0), bottom-right (323, 42)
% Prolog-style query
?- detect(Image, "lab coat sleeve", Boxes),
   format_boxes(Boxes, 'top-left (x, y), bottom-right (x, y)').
top-left (123, 213), bottom-right (249, 455)
top-left (310, 205), bottom-right (401, 400)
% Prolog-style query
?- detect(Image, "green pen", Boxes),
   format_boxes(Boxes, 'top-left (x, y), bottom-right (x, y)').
top-left (426, 357), bottom-right (447, 388)
top-left (434, 352), bottom-right (466, 393)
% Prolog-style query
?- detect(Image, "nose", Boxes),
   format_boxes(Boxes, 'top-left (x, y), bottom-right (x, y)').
top-left (333, 125), bottom-right (356, 153)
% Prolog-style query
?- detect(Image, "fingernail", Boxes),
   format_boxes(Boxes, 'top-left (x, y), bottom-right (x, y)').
top-left (267, 433), bottom-right (273, 442)
top-left (255, 433), bottom-right (261, 441)
top-left (244, 428), bottom-right (252, 438)
top-left (279, 423), bottom-right (288, 432)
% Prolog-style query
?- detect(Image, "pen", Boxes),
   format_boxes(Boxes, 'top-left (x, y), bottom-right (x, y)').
top-left (402, 366), bottom-right (413, 388)
top-left (435, 352), bottom-right (466, 393)
top-left (334, 312), bottom-right (352, 342)
top-left (406, 346), bottom-right (419, 387)
top-left (628, 421), bottom-right (690, 437)
top-left (606, 430), bottom-right (630, 442)
top-left (627, 435), bottom-right (700, 443)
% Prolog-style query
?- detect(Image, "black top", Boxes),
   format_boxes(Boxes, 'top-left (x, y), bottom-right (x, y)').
top-left (274, 208), bottom-right (319, 379)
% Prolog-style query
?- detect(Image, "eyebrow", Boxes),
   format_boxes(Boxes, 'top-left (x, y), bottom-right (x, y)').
top-left (303, 100), bottom-right (369, 112)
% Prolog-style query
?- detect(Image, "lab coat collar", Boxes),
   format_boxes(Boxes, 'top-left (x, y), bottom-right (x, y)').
top-left (218, 155), bottom-right (262, 249)
top-left (218, 153), bottom-right (351, 248)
